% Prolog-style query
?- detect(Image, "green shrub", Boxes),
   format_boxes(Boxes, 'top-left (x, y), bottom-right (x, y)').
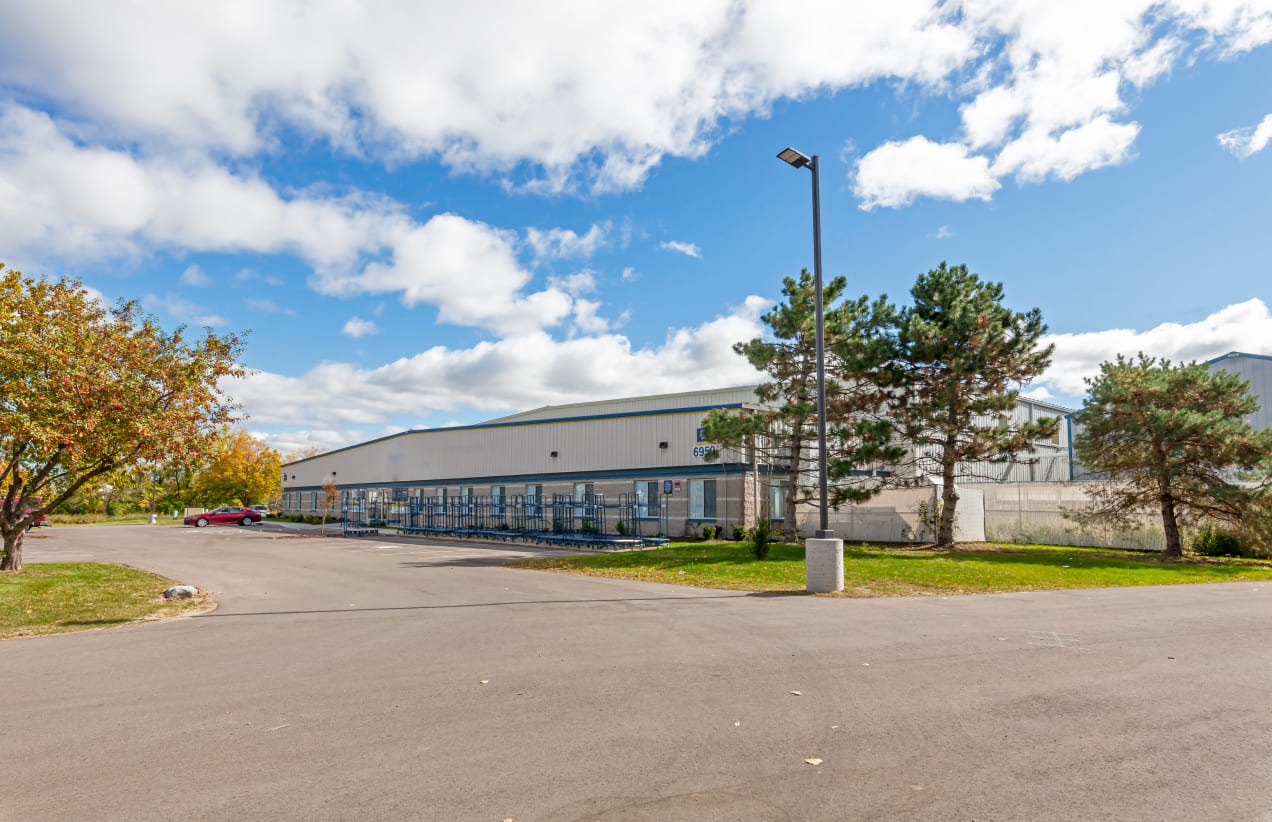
top-left (1192, 526), bottom-right (1250, 557)
top-left (751, 517), bottom-right (773, 560)
top-left (614, 520), bottom-right (626, 536)
top-left (732, 524), bottom-right (747, 541)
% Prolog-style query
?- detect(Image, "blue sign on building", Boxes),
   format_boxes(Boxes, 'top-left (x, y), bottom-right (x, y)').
top-left (663, 479), bottom-right (674, 495)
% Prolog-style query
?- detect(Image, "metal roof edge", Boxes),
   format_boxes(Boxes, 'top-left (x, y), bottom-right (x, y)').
top-left (1208, 351), bottom-right (1272, 365)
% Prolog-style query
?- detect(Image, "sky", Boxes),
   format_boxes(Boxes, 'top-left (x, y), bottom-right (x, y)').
top-left (1, 1), bottom-right (1270, 456)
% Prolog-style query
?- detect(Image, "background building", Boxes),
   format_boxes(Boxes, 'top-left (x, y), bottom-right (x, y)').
top-left (281, 386), bottom-right (1073, 538)
top-left (1208, 351), bottom-right (1272, 431)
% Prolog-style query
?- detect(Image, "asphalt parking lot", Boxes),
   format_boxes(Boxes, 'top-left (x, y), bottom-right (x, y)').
top-left (4, 523), bottom-right (1272, 821)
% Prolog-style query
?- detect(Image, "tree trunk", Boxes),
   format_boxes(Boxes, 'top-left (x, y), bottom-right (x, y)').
top-left (1160, 489), bottom-right (1183, 558)
top-left (785, 434), bottom-right (801, 533)
top-left (937, 452), bottom-right (959, 548)
top-left (1, 529), bottom-right (24, 572)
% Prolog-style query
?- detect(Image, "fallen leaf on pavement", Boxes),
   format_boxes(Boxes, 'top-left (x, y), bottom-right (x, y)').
top-left (804, 758), bottom-right (823, 766)
top-left (479, 680), bottom-right (489, 685)
top-left (790, 690), bottom-right (802, 696)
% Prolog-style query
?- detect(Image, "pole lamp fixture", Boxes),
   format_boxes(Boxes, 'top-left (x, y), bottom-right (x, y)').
top-left (777, 146), bottom-right (832, 538)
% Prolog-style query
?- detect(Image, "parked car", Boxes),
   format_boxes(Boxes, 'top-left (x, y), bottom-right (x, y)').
top-left (21, 497), bottom-right (49, 530)
top-left (184, 506), bottom-right (262, 527)
top-left (250, 505), bottom-right (270, 516)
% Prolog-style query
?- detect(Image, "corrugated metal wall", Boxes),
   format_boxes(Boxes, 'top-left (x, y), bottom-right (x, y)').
top-left (285, 408), bottom-right (726, 488)
top-left (1209, 352), bottom-right (1272, 431)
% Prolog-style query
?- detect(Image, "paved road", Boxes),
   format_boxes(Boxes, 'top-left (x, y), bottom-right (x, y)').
top-left (4, 525), bottom-right (1272, 821)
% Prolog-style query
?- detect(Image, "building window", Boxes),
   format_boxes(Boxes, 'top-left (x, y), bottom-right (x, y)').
top-left (526, 484), bottom-right (542, 516)
top-left (688, 479), bottom-right (716, 520)
top-left (461, 486), bottom-right (473, 515)
top-left (635, 480), bottom-right (660, 518)
top-left (310, 491), bottom-right (317, 511)
top-left (769, 480), bottom-right (788, 521)
top-left (436, 488), bottom-right (447, 504)
top-left (491, 485), bottom-right (505, 518)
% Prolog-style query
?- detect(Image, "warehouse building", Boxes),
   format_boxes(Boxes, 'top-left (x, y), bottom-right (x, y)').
top-left (1208, 351), bottom-right (1272, 431)
top-left (280, 385), bottom-right (1073, 538)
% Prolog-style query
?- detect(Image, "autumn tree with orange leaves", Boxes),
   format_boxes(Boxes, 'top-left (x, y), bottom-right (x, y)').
top-left (0, 267), bottom-right (244, 571)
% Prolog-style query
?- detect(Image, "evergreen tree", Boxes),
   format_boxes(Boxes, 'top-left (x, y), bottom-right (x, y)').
top-left (840, 262), bottom-right (1056, 547)
top-left (701, 270), bottom-right (900, 528)
top-left (1072, 354), bottom-right (1272, 558)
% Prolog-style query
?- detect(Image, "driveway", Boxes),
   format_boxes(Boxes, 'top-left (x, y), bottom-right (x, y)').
top-left (3, 524), bottom-right (1271, 821)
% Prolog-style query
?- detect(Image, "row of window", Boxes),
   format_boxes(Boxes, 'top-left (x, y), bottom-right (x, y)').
top-left (280, 478), bottom-right (774, 521)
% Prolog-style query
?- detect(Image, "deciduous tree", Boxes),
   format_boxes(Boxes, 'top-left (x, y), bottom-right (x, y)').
top-left (193, 429), bottom-right (281, 507)
top-left (1, 267), bottom-right (243, 571)
top-left (1072, 355), bottom-right (1272, 558)
top-left (319, 477), bottom-right (340, 534)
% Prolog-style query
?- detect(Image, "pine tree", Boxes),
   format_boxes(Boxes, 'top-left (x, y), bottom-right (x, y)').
top-left (840, 262), bottom-right (1056, 547)
top-left (1072, 354), bottom-right (1272, 558)
top-left (701, 270), bottom-right (901, 529)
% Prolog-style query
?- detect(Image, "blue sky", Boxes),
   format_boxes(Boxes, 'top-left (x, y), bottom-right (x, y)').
top-left (1, 2), bottom-right (1270, 454)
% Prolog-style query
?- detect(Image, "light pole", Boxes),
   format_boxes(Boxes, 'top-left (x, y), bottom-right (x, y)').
top-left (777, 147), bottom-right (831, 538)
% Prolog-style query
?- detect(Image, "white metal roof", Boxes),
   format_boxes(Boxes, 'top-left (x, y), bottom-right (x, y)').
top-left (481, 384), bottom-right (765, 424)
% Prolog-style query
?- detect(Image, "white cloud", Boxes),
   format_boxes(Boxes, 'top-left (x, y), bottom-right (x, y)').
top-left (548, 270), bottom-right (598, 295)
top-left (226, 296), bottom-right (768, 432)
top-left (928, 225), bottom-right (954, 239)
top-left (992, 117), bottom-right (1141, 183)
top-left (179, 263), bottom-right (209, 286)
top-left (0, 3), bottom-right (1268, 199)
top-left (571, 298), bottom-right (610, 333)
top-left (660, 240), bottom-right (702, 258)
top-left (246, 298), bottom-right (295, 316)
top-left (854, 137), bottom-right (999, 210)
top-left (312, 213), bottom-right (575, 335)
top-left (146, 292), bottom-right (227, 328)
top-left (0, 104), bottom-right (575, 335)
top-left (0, 2), bottom-right (969, 193)
top-left (525, 223), bottom-right (610, 261)
top-left (341, 317), bottom-right (379, 338)
top-left (1218, 113), bottom-right (1272, 159)
top-left (620, 266), bottom-right (640, 282)
top-left (1035, 298), bottom-right (1272, 402)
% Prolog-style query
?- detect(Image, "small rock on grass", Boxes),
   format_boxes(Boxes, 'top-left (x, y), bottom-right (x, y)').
top-left (163, 585), bottom-right (198, 600)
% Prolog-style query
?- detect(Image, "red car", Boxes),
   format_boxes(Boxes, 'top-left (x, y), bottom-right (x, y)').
top-left (16, 497), bottom-right (49, 530)
top-left (185, 506), bottom-right (262, 527)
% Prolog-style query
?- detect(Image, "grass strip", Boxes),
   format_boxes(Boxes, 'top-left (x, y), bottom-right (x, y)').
top-left (1, 562), bottom-right (206, 638)
top-left (509, 541), bottom-right (1272, 596)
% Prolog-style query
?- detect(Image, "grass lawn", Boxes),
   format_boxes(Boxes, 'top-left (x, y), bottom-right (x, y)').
top-left (509, 541), bottom-right (1272, 596)
top-left (0, 563), bottom-right (207, 638)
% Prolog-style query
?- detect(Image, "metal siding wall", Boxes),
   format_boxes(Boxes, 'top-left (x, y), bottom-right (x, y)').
top-left (284, 409), bottom-right (722, 489)
top-left (1210, 355), bottom-right (1272, 431)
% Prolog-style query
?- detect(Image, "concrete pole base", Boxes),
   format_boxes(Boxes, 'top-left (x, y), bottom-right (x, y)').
top-left (806, 537), bottom-right (844, 593)
top-left (148, 513), bottom-right (157, 525)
